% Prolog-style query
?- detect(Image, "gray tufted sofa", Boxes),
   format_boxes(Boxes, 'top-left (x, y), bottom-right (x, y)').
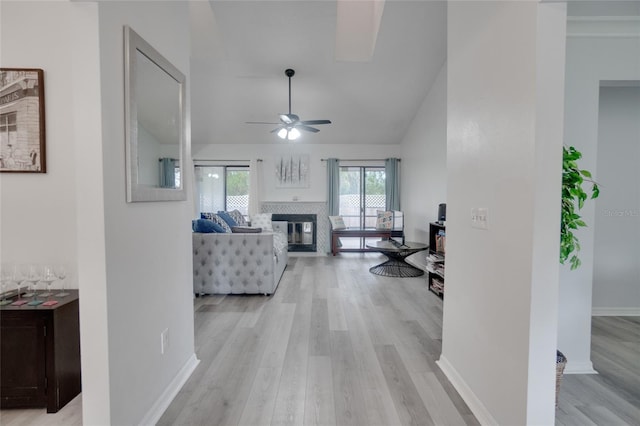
top-left (192, 222), bottom-right (288, 295)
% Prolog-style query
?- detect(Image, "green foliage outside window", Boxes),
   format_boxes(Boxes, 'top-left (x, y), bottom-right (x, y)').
top-left (339, 168), bottom-right (385, 195)
top-left (339, 169), bottom-right (359, 194)
top-left (365, 170), bottom-right (386, 195)
top-left (226, 170), bottom-right (249, 196)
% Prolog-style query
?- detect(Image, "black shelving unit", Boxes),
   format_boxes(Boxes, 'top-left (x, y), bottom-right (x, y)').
top-left (427, 222), bottom-right (446, 298)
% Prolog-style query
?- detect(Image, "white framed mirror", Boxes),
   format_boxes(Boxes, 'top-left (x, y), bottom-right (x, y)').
top-left (124, 26), bottom-right (186, 202)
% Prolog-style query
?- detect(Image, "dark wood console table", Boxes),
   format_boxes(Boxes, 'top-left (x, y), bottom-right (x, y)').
top-left (0, 290), bottom-right (81, 412)
top-left (331, 228), bottom-right (391, 255)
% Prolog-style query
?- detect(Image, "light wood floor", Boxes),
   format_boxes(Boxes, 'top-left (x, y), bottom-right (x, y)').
top-left (2, 255), bottom-right (638, 425)
top-left (0, 394), bottom-right (82, 426)
top-left (556, 316), bottom-right (640, 426)
top-left (158, 254), bottom-right (478, 426)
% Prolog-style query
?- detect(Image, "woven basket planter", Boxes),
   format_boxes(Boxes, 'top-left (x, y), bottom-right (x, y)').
top-left (556, 350), bottom-right (567, 407)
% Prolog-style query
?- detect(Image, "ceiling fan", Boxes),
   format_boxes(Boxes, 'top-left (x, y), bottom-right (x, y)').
top-left (246, 68), bottom-right (331, 140)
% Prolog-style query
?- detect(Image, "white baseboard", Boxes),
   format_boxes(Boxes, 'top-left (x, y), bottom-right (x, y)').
top-left (592, 307), bottom-right (640, 316)
top-left (436, 356), bottom-right (498, 426)
top-left (563, 360), bottom-right (598, 375)
top-left (138, 353), bottom-right (200, 426)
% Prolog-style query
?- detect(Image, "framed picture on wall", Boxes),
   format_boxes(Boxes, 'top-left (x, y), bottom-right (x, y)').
top-left (275, 154), bottom-right (310, 188)
top-left (0, 68), bottom-right (46, 173)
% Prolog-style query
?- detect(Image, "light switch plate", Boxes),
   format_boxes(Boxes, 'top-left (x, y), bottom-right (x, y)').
top-left (471, 207), bottom-right (489, 230)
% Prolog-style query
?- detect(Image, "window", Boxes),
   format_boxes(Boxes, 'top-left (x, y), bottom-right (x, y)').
top-left (1, 112), bottom-right (18, 165)
top-left (174, 166), bottom-right (181, 189)
top-left (0, 112), bottom-right (17, 134)
top-left (195, 166), bottom-right (250, 218)
top-left (339, 166), bottom-right (386, 227)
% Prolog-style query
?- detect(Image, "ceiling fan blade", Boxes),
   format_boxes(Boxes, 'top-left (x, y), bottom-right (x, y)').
top-left (279, 114), bottom-right (293, 124)
top-left (279, 113), bottom-right (299, 124)
top-left (300, 119), bottom-right (331, 125)
top-left (246, 121), bottom-right (280, 125)
top-left (270, 127), bottom-right (283, 133)
top-left (298, 125), bottom-right (320, 133)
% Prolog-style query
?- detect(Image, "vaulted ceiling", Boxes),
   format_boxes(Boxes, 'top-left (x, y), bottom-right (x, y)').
top-left (188, 1), bottom-right (447, 145)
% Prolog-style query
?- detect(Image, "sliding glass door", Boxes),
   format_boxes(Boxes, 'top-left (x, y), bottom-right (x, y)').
top-left (339, 166), bottom-right (386, 248)
top-left (195, 166), bottom-right (250, 218)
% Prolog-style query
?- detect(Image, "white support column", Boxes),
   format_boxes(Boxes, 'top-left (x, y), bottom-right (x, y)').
top-left (442, 2), bottom-right (567, 424)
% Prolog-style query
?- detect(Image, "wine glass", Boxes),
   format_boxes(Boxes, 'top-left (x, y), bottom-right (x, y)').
top-left (0, 263), bottom-right (14, 305)
top-left (21, 264), bottom-right (41, 299)
top-left (40, 265), bottom-right (57, 297)
top-left (12, 264), bottom-right (24, 301)
top-left (55, 265), bottom-right (69, 297)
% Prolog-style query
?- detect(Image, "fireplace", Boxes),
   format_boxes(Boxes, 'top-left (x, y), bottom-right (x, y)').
top-left (272, 214), bottom-right (317, 252)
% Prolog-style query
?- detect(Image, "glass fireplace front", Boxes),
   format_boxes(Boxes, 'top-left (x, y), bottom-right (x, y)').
top-left (272, 214), bottom-right (317, 252)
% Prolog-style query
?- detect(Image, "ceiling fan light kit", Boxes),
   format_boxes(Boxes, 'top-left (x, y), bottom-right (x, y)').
top-left (247, 68), bottom-right (331, 140)
top-left (277, 127), bottom-right (301, 141)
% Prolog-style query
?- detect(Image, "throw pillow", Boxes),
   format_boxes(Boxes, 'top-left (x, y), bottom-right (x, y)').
top-left (228, 209), bottom-right (247, 226)
top-left (217, 211), bottom-right (239, 228)
top-left (200, 212), bottom-right (232, 233)
top-left (231, 226), bottom-right (262, 233)
top-left (329, 215), bottom-right (346, 230)
top-left (250, 213), bottom-right (273, 231)
top-left (192, 219), bottom-right (225, 233)
top-left (376, 210), bottom-right (393, 230)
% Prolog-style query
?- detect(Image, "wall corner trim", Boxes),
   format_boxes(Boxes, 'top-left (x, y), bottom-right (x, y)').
top-left (436, 356), bottom-right (498, 426)
top-left (138, 353), bottom-right (200, 426)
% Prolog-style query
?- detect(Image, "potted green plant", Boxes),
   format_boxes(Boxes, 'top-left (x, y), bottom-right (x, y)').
top-left (555, 145), bottom-right (600, 407)
top-left (560, 145), bottom-right (600, 270)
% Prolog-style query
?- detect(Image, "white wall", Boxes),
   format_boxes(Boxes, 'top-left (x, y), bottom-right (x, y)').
top-left (400, 62), bottom-right (447, 244)
top-left (96, 2), bottom-right (196, 424)
top-left (3, 2), bottom-right (197, 424)
top-left (561, 26), bottom-right (640, 372)
top-left (192, 143), bottom-right (400, 206)
top-left (1, 2), bottom-right (114, 422)
top-left (441, 2), bottom-right (566, 425)
top-left (0, 2), bottom-right (78, 288)
top-left (593, 86), bottom-right (640, 314)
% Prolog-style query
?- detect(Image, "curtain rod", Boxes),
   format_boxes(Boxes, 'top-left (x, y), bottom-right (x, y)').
top-left (320, 158), bottom-right (400, 162)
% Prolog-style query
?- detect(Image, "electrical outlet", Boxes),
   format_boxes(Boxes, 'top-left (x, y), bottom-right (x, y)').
top-left (160, 328), bottom-right (169, 354)
top-left (471, 207), bottom-right (489, 230)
